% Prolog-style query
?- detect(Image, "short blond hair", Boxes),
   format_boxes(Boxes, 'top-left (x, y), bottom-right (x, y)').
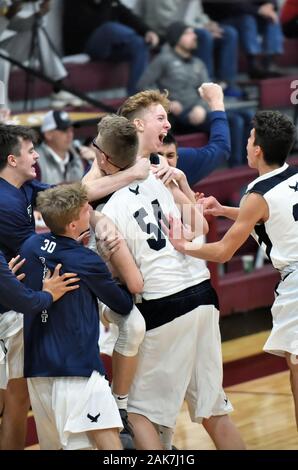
top-left (36, 183), bottom-right (88, 235)
top-left (97, 114), bottom-right (139, 168)
top-left (118, 89), bottom-right (170, 121)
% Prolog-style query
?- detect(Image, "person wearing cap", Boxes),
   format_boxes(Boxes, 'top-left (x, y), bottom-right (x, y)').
top-left (136, 0), bottom-right (240, 97)
top-left (37, 110), bottom-right (87, 185)
top-left (137, 21), bottom-right (253, 168)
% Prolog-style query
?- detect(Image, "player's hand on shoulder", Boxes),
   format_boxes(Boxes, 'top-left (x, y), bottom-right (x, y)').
top-left (43, 264), bottom-right (80, 302)
top-left (152, 161), bottom-right (178, 186)
top-left (8, 255), bottom-right (26, 281)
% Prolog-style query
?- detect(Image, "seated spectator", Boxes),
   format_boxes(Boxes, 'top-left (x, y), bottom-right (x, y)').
top-left (203, 0), bottom-right (284, 79)
top-left (63, 0), bottom-right (159, 95)
top-left (37, 110), bottom-right (94, 184)
top-left (280, 0), bottom-right (298, 38)
top-left (136, 0), bottom-right (241, 97)
top-left (137, 22), bottom-right (253, 167)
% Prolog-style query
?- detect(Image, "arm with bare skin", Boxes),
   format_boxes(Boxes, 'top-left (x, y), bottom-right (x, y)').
top-left (82, 158), bottom-right (150, 202)
top-left (165, 193), bottom-right (268, 262)
top-left (197, 194), bottom-right (240, 221)
top-left (90, 211), bottom-right (144, 295)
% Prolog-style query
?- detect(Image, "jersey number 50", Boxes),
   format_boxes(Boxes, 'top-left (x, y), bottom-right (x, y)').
top-left (134, 199), bottom-right (169, 251)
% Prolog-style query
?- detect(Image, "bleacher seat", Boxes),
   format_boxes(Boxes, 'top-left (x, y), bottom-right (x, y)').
top-left (259, 75), bottom-right (298, 109)
top-left (175, 132), bottom-right (208, 148)
top-left (9, 60), bottom-right (129, 106)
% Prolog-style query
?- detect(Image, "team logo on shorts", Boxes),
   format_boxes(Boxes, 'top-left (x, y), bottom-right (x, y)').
top-left (87, 412), bottom-right (101, 422)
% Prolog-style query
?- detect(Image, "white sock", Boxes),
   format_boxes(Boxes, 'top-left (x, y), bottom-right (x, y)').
top-left (112, 391), bottom-right (128, 410)
top-left (157, 425), bottom-right (174, 450)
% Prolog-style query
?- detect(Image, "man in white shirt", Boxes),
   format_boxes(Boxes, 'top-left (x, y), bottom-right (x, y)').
top-left (37, 110), bottom-right (87, 185)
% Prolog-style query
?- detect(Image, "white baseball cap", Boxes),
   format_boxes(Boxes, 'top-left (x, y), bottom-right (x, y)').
top-left (41, 110), bottom-right (72, 133)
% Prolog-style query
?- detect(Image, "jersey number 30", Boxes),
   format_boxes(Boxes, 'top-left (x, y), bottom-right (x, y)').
top-left (41, 239), bottom-right (57, 254)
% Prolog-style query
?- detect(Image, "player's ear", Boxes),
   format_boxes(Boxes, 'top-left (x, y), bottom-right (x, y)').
top-left (254, 144), bottom-right (263, 159)
top-left (7, 154), bottom-right (17, 167)
top-left (134, 118), bottom-right (144, 133)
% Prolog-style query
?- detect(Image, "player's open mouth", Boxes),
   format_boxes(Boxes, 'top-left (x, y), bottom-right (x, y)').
top-left (159, 132), bottom-right (167, 143)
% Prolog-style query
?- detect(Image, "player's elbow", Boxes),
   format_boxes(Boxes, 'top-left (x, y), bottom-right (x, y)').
top-left (212, 242), bottom-right (233, 263)
top-left (217, 247), bottom-right (233, 263)
top-left (126, 277), bottom-right (144, 295)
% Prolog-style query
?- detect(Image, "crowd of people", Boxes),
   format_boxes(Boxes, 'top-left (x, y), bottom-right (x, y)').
top-left (0, 0), bottom-right (297, 452)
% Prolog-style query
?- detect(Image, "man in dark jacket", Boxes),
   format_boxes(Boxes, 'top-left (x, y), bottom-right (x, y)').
top-left (63, 0), bottom-right (159, 94)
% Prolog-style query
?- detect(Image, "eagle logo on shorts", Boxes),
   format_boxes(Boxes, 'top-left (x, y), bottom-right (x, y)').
top-left (87, 412), bottom-right (101, 423)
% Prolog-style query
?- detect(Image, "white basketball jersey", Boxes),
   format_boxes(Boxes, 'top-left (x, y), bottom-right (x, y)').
top-left (101, 173), bottom-right (209, 300)
top-left (247, 163), bottom-right (298, 271)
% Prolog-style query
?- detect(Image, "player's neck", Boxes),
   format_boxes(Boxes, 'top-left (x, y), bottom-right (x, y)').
top-left (0, 169), bottom-right (27, 189)
top-left (138, 145), bottom-right (150, 159)
top-left (56, 230), bottom-right (77, 241)
top-left (258, 161), bottom-right (282, 176)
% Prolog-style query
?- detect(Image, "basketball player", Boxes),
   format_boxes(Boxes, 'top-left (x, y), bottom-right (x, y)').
top-left (0, 122), bottom-right (148, 449)
top-left (0, 253), bottom-right (80, 390)
top-left (93, 106), bottom-right (245, 450)
top-left (167, 110), bottom-right (298, 429)
top-left (19, 183), bottom-right (135, 450)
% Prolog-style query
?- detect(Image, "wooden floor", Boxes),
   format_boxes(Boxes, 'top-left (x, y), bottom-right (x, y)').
top-left (26, 371), bottom-right (298, 451)
top-left (173, 371), bottom-right (297, 450)
top-left (173, 331), bottom-right (297, 450)
top-left (21, 330), bottom-right (298, 450)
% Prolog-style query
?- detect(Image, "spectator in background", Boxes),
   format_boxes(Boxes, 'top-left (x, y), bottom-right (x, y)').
top-left (0, 107), bottom-right (10, 123)
top-left (280, 0), bottom-right (298, 38)
top-left (203, 0), bottom-right (284, 79)
top-left (37, 110), bottom-right (95, 185)
top-left (138, 22), bottom-right (253, 167)
top-left (63, 0), bottom-right (159, 95)
top-left (136, 0), bottom-right (241, 97)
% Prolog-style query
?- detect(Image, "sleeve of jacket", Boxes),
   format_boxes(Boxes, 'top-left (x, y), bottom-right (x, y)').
top-left (82, 250), bottom-right (133, 316)
top-left (0, 251), bottom-right (52, 315)
top-left (176, 111), bottom-right (230, 186)
top-left (137, 54), bottom-right (167, 90)
top-left (117, 1), bottom-right (151, 36)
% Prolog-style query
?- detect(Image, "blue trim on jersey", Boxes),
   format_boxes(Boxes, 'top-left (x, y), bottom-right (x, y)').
top-left (137, 280), bottom-right (219, 331)
top-left (254, 224), bottom-right (273, 263)
top-left (20, 233), bottom-right (133, 378)
top-left (247, 166), bottom-right (298, 196)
